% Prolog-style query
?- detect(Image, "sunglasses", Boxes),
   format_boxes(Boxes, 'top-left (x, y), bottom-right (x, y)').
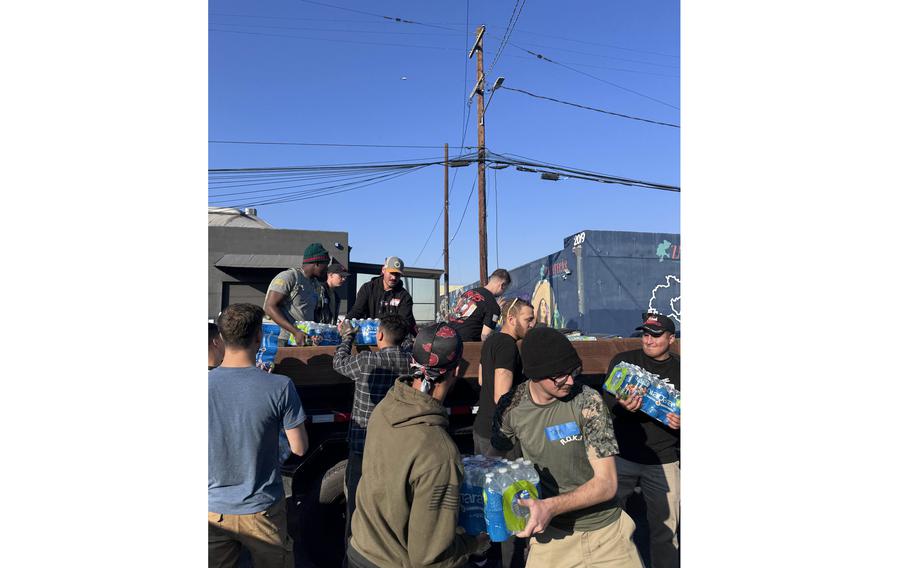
top-left (547, 367), bottom-right (581, 387)
top-left (642, 330), bottom-right (667, 338)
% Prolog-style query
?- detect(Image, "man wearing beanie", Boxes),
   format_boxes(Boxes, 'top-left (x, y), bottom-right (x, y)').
top-left (491, 327), bottom-right (643, 568)
top-left (604, 313), bottom-right (680, 568)
top-left (263, 242), bottom-right (331, 346)
top-left (348, 323), bottom-right (490, 568)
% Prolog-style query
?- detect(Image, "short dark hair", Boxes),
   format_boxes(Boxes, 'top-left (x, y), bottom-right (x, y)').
top-left (502, 297), bottom-right (532, 319)
top-left (209, 322), bottom-right (219, 342)
top-left (378, 313), bottom-right (409, 346)
top-left (490, 268), bottom-right (511, 285)
top-left (217, 303), bottom-right (264, 349)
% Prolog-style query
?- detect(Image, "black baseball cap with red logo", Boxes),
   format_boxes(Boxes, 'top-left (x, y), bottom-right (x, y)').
top-left (636, 313), bottom-right (676, 335)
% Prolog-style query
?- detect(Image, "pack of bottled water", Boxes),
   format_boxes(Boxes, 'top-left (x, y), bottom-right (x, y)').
top-left (603, 361), bottom-right (680, 426)
top-left (349, 318), bottom-right (379, 345)
top-left (459, 455), bottom-right (541, 541)
top-left (285, 321), bottom-right (340, 346)
top-left (256, 322), bottom-right (282, 372)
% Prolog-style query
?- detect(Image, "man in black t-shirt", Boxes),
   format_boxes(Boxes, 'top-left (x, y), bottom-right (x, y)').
top-left (449, 268), bottom-right (511, 342)
top-left (473, 297), bottom-right (534, 456)
top-left (472, 298), bottom-right (534, 568)
top-left (605, 313), bottom-right (680, 568)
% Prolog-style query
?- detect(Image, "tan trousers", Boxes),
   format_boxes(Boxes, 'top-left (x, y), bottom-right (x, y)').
top-left (616, 458), bottom-right (680, 568)
top-left (525, 510), bottom-right (643, 568)
top-left (208, 499), bottom-right (294, 568)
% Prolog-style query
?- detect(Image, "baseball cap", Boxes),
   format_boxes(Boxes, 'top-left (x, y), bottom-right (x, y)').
top-left (412, 323), bottom-right (463, 380)
top-left (636, 313), bottom-right (676, 335)
top-left (327, 263), bottom-right (349, 276)
top-left (383, 256), bottom-right (405, 274)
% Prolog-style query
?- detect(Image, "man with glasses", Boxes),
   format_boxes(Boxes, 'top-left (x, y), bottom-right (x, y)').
top-left (319, 263), bottom-right (349, 325)
top-left (604, 313), bottom-right (680, 568)
top-left (491, 327), bottom-right (642, 568)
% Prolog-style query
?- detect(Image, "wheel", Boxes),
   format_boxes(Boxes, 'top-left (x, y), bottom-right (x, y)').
top-left (292, 461), bottom-right (348, 568)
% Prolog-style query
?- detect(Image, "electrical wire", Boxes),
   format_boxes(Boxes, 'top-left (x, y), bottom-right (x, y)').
top-left (209, 28), bottom-right (460, 51)
top-left (210, 140), bottom-right (461, 149)
top-left (413, 0), bottom-right (473, 265)
top-left (505, 42), bottom-right (679, 111)
top-left (500, 86), bottom-right (679, 128)
top-left (494, 168), bottom-right (500, 267)
top-left (490, 0), bottom-right (527, 72)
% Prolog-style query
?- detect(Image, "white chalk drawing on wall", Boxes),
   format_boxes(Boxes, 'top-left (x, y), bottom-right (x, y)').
top-left (648, 275), bottom-right (681, 324)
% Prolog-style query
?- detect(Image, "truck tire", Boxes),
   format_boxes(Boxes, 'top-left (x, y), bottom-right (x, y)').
top-left (319, 459), bottom-right (347, 505)
top-left (294, 460), bottom-right (348, 567)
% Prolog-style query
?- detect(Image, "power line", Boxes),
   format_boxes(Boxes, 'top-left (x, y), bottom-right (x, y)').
top-left (209, 21), bottom-right (463, 37)
top-left (507, 43), bottom-right (680, 111)
top-left (500, 86), bottom-right (679, 128)
top-left (298, 0), bottom-right (458, 32)
top-left (212, 11), bottom-right (677, 59)
top-left (220, 165), bottom-right (430, 208)
top-left (209, 28), bottom-right (459, 51)
top-left (488, 151), bottom-right (680, 192)
top-left (494, 168), bottom-right (500, 267)
top-left (414, 1), bottom-right (473, 265)
top-left (486, 25), bottom-right (679, 59)
top-left (490, 0), bottom-right (528, 71)
top-left (209, 140), bottom-right (461, 149)
top-left (449, 174), bottom-right (478, 244)
top-left (498, 37), bottom-right (679, 70)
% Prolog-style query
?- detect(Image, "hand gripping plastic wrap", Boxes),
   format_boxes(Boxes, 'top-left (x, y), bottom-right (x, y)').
top-left (603, 361), bottom-right (680, 426)
top-left (459, 455), bottom-right (541, 542)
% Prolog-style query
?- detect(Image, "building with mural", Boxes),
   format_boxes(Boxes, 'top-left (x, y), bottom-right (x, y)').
top-left (445, 229), bottom-right (680, 337)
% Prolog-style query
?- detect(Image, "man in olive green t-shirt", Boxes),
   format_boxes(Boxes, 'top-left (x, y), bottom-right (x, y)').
top-left (491, 327), bottom-right (643, 568)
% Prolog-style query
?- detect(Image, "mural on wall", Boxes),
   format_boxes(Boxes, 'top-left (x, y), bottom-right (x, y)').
top-left (443, 230), bottom-right (679, 336)
top-left (529, 263), bottom-right (565, 328)
top-left (655, 240), bottom-right (680, 263)
top-left (649, 275), bottom-right (681, 325)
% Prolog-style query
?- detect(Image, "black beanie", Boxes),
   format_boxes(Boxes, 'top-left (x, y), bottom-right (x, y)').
top-left (520, 327), bottom-right (582, 380)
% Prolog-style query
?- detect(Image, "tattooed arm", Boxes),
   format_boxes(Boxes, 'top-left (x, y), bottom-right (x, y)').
top-left (515, 387), bottom-right (621, 537)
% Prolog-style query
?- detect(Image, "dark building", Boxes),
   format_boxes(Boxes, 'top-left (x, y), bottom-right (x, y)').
top-left (445, 229), bottom-right (681, 337)
top-left (209, 208), bottom-right (442, 323)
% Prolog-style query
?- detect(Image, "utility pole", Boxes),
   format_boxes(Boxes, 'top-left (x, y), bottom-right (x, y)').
top-left (443, 143), bottom-right (450, 314)
top-left (470, 25), bottom-right (488, 286)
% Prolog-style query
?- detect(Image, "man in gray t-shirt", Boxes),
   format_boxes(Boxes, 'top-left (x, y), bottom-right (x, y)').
top-left (263, 242), bottom-right (330, 346)
top-left (492, 327), bottom-right (642, 568)
top-left (209, 303), bottom-right (309, 568)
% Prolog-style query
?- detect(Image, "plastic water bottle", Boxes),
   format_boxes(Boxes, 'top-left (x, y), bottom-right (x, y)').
top-left (521, 458), bottom-right (541, 495)
top-left (367, 318), bottom-right (379, 345)
top-left (459, 458), bottom-right (486, 535)
top-left (483, 471), bottom-right (510, 542)
top-left (509, 463), bottom-right (531, 520)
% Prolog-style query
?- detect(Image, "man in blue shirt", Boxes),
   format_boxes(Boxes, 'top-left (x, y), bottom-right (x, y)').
top-left (209, 303), bottom-right (309, 568)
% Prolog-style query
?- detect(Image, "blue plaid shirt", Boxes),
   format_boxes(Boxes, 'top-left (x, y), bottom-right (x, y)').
top-left (332, 335), bottom-right (412, 453)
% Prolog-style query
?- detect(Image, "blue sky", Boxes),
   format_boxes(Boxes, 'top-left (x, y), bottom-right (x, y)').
top-left (209, 0), bottom-right (679, 285)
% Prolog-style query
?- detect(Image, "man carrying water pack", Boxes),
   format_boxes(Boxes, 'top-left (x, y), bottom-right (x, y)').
top-left (491, 327), bottom-right (642, 568)
top-left (263, 243), bottom-right (330, 346)
top-left (604, 313), bottom-right (680, 568)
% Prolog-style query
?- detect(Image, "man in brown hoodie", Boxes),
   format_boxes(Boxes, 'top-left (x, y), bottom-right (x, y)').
top-left (347, 323), bottom-right (490, 568)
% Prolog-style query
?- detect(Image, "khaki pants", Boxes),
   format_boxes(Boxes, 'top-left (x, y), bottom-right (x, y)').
top-left (525, 510), bottom-right (642, 568)
top-left (208, 499), bottom-right (294, 568)
top-left (615, 458), bottom-right (680, 568)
